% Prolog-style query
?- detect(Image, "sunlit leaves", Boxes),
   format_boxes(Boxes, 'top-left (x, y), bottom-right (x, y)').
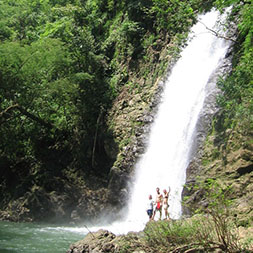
top-left (0, 37), bottom-right (76, 136)
top-left (216, 2), bottom-right (253, 134)
top-left (151, 0), bottom-right (196, 34)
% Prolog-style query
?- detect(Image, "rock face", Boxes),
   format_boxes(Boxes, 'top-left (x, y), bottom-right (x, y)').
top-left (0, 186), bottom-right (74, 222)
top-left (183, 125), bottom-right (253, 222)
top-left (0, 180), bottom-right (110, 224)
top-left (67, 228), bottom-right (151, 253)
top-left (67, 230), bottom-right (117, 253)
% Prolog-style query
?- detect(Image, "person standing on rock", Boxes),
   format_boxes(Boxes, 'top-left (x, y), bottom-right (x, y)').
top-left (153, 187), bottom-right (163, 220)
top-left (146, 194), bottom-right (154, 221)
top-left (163, 187), bottom-right (170, 220)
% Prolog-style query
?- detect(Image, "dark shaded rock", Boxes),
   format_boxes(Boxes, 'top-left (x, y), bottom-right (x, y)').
top-left (0, 185), bottom-right (78, 222)
top-left (70, 210), bottom-right (81, 224)
top-left (107, 167), bottom-right (130, 207)
top-left (104, 135), bottom-right (119, 161)
top-left (236, 164), bottom-right (253, 176)
top-left (72, 188), bottom-right (109, 223)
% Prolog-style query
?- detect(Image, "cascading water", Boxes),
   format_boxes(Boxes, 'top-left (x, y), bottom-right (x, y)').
top-left (125, 9), bottom-right (231, 227)
top-left (89, 9), bottom-right (231, 234)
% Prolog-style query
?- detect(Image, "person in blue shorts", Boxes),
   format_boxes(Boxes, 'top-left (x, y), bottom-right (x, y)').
top-left (146, 194), bottom-right (154, 221)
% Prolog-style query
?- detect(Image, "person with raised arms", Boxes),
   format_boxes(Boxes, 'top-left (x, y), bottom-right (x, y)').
top-left (163, 187), bottom-right (170, 220)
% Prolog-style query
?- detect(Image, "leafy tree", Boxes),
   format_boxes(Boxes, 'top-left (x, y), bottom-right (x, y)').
top-left (0, 38), bottom-right (75, 161)
top-left (215, 0), bottom-right (253, 133)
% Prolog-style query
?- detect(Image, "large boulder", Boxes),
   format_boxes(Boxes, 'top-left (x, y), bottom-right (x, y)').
top-left (67, 229), bottom-right (149, 253)
top-left (67, 229), bottom-right (117, 253)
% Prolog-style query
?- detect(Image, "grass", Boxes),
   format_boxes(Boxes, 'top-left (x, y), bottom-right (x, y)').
top-left (141, 181), bottom-right (252, 252)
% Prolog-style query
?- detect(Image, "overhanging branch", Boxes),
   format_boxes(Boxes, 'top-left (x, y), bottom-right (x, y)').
top-left (0, 103), bottom-right (53, 129)
top-left (0, 104), bottom-right (19, 117)
top-left (199, 21), bottom-right (237, 43)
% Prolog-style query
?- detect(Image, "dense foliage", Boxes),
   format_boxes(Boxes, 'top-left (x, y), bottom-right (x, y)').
top-left (0, 0), bottom-right (251, 222)
top-left (215, 0), bottom-right (252, 135)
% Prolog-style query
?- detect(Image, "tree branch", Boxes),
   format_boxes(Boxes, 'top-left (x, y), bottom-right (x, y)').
top-left (0, 104), bottom-right (19, 118)
top-left (171, 242), bottom-right (223, 253)
top-left (199, 21), bottom-right (237, 43)
top-left (92, 107), bottom-right (103, 168)
top-left (0, 103), bottom-right (54, 129)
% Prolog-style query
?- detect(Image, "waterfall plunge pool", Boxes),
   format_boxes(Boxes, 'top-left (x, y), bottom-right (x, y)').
top-left (0, 221), bottom-right (86, 253)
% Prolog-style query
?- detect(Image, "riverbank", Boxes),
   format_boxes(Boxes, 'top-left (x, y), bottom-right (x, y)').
top-left (67, 215), bottom-right (253, 253)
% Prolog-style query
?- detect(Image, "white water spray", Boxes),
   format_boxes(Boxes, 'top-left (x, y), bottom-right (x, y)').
top-left (54, 9), bottom-right (231, 236)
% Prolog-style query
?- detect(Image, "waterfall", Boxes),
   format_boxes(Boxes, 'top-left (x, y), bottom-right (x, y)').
top-left (124, 9), bottom-right (231, 229)
top-left (87, 9), bottom-right (231, 235)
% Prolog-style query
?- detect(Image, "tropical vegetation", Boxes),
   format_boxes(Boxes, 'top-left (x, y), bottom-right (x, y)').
top-left (0, 0), bottom-right (252, 243)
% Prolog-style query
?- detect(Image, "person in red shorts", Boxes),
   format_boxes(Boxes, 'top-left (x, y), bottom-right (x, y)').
top-left (153, 187), bottom-right (163, 220)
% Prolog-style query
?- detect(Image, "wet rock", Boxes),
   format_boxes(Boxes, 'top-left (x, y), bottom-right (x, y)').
top-left (70, 210), bottom-right (81, 224)
top-left (73, 188), bottom-right (109, 222)
top-left (66, 229), bottom-right (151, 253)
top-left (107, 166), bottom-right (130, 206)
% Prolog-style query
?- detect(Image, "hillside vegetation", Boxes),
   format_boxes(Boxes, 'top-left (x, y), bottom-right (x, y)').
top-left (0, 0), bottom-right (252, 235)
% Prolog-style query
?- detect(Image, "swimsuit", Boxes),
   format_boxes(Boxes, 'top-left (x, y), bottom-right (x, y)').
top-left (164, 193), bottom-right (169, 209)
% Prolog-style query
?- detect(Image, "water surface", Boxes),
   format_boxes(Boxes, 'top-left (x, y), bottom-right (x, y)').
top-left (0, 221), bottom-right (86, 253)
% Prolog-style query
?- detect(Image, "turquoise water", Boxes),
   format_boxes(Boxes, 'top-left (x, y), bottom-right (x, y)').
top-left (0, 221), bottom-right (87, 253)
